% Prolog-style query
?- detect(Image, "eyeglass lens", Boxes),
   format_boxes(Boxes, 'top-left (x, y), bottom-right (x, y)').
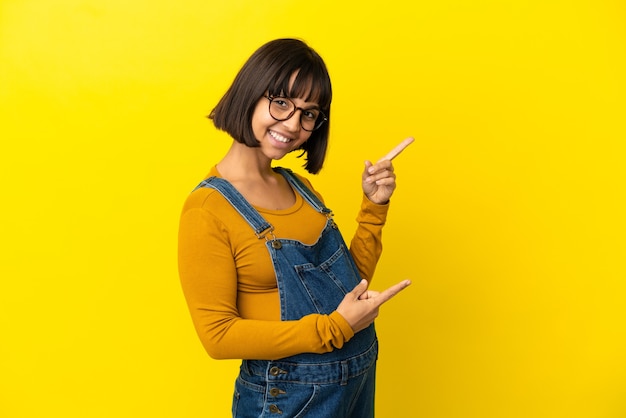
top-left (267, 97), bottom-right (326, 131)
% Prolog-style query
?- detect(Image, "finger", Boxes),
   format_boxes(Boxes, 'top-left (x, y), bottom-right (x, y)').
top-left (362, 160), bottom-right (374, 179)
top-left (350, 279), bottom-right (369, 298)
top-left (368, 168), bottom-right (396, 182)
top-left (365, 171), bottom-right (396, 186)
top-left (374, 176), bottom-right (396, 186)
top-left (359, 290), bottom-right (382, 300)
top-left (375, 279), bottom-right (412, 306)
top-left (378, 137), bottom-right (415, 163)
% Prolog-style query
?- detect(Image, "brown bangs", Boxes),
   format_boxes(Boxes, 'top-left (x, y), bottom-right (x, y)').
top-left (267, 63), bottom-right (332, 112)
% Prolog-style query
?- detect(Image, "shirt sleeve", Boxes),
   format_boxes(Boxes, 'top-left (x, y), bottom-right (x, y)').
top-left (348, 195), bottom-right (390, 283)
top-left (178, 204), bottom-right (355, 361)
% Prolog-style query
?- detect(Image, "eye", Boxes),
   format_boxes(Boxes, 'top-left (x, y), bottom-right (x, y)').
top-left (273, 98), bottom-right (290, 109)
top-left (302, 109), bottom-right (319, 120)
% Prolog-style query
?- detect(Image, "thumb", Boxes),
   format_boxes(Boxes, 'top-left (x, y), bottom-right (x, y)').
top-left (350, 279), bottom-right (369, 298)
top-left (362, 160), bottom-right (373, 179)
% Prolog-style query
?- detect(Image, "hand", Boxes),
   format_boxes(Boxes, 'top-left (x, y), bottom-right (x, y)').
top-left (362, 137), bottom-right (414, 204)
top-left (336, 279), bottom-right (412, 333)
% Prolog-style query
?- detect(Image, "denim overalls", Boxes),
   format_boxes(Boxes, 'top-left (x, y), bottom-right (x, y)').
top-left (195, 167), bottom-right (378, 418)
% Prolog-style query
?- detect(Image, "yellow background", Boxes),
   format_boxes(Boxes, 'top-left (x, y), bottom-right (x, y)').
top-left (1, 1), bottom-right (625, 417)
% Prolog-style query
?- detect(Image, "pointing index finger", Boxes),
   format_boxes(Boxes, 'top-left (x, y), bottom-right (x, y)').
top-left (375, 279), bottom-right (412, 306)
top-left (378, 137), bottom-right (415, 162)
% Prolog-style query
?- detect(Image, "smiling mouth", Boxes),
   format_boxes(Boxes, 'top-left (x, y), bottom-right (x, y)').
top-left (269, 130), bottom-right (292, 143)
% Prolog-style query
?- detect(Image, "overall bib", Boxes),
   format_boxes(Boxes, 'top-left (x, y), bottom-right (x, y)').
top-left (195, 168), bottom-right (378, 418)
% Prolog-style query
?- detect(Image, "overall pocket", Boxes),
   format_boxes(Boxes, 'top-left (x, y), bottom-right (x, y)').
top-left (293, 245), bottom-right (360, 314)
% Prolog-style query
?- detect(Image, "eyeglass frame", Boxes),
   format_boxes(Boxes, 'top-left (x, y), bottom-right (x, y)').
top-left (264, 95), bottom-right (328, 132)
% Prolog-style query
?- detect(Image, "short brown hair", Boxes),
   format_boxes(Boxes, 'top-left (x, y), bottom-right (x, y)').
top-left (209, 38), bottom-right (332, 174)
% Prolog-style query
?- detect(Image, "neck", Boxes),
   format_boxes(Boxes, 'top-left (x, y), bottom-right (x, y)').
top-left (216, 141), bottom-right (275, 182)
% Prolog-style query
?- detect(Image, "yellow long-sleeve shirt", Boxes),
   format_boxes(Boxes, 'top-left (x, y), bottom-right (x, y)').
top-left (178, 166), bottom-right (388, 360)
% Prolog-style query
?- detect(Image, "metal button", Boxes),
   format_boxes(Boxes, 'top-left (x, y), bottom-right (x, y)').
top-left (269, 366), bottom-right (287, 376)
top-left (269, 366), bottom-right (281, 376)
top-left (269, 404), bottom-right (282, 414)
top-left (271, 240), bottom-right (282, 249)
top-left (269, 388), bottom-right (286, 396)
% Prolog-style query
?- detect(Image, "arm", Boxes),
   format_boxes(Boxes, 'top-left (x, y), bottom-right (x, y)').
top-left (351, 137), bottom-right (415, 282)
top-left (336, 138), bottom-right (416, 330)
top-left (178, 205), bottom-right (354, 360)
top-left (349, 196), bottom-right (389, 283)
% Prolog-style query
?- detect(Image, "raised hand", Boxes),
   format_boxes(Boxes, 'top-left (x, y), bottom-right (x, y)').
top-left (336, 279), bottom-right (412, 333)
top-left (362, 137), bottom-right (415, 204)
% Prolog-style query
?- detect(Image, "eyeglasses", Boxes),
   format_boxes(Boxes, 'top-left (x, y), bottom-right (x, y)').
top-left (264, 95), bottom-right (328, 132)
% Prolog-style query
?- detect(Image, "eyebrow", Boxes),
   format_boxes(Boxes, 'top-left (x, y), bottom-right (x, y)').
top-left (276, 95), bottom-right (320, 110)
top-left (302, 103), bottom-right (321, 110)
top-left (274, 88), bottom-right (321, 109)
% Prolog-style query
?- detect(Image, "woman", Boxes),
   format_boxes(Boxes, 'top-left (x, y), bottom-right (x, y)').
top-left (178, 38), bottom-right (412, 417)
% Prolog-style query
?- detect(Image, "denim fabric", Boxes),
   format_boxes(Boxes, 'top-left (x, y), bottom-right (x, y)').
top-left (233, 340), bottom-right (377, 417)
top-left (197, 168), bottom-right (377, 417)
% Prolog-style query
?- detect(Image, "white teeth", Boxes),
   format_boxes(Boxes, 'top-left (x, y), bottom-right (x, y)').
top-left (269, 130), bottom-right (291, 143)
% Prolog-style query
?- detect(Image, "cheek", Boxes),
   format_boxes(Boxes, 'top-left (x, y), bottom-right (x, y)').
top-left (251, 100), bottom-right (271, 120)
top-left (251, 107), bottom-right (272, 133)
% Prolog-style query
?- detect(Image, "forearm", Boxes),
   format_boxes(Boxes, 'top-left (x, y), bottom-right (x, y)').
top-left (179, 207), bottom-right (354, 360)
top-left (349, 194), bottom-right (389, 282)
top-left (188, 308), bottom-right (354, 360)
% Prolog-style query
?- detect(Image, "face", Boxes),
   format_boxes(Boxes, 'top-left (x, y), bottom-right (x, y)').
top-left (250, 93), bottom-right (318, 162)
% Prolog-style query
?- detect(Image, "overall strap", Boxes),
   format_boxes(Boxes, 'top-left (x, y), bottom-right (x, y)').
top-left (273, 167), bottom-right (332, 215)
top-left (193, 177), bottom-right (274, 238)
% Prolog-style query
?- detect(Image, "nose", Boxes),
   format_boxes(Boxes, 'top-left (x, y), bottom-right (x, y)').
top-left (281, 109), bottom-right (302, 132)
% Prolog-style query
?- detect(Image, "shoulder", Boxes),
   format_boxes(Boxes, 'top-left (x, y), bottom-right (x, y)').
top-left (180, 178), bottom-right (246, 229)
top-left (277, 167), bottom-right (324, 201)
top-left (296, 173), bottom-right (325, 203)
top-left (179, 181), bottom-right (256, 244)
top-left (181, 166), bottom-right (235, 213)
top-left (182, 182), bottom-right (226, 211)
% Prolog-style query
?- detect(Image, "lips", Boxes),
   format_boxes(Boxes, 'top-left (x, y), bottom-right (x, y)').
top-left (269, 130), bottom-right (292, 143)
